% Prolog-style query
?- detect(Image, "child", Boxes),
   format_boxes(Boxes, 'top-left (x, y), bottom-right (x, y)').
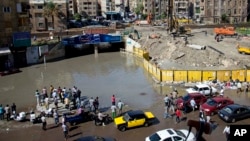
top-left (175, 108), bottom-right (181, 123)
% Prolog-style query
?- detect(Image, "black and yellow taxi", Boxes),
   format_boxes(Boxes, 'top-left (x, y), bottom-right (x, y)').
top-left (114, 110), bottom-right (155, 132)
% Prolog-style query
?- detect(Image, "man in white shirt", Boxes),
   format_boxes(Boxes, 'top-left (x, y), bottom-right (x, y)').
top-left (190, 98), bottom-right (196, 111)
top-left (89, 97), bottom-right (94, 111)
top-left (117, 100), bottom-right (124, 115)
top-left (111, 105), bottom-right (117, 120)
top-left (223, 125), bottom-right (230, 141)
top-left (97, 111), bottom-right (106, 126)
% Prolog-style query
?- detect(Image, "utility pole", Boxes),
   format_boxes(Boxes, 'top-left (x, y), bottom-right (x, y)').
top-left (168, 0), bottom-right (174, 32)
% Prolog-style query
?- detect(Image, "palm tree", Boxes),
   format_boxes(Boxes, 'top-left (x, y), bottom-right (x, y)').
top-left (43, 1), bottom-right (59, 30)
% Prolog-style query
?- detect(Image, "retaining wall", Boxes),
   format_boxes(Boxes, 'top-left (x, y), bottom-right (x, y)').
top-left (125, 37), bottom-right (250, 82)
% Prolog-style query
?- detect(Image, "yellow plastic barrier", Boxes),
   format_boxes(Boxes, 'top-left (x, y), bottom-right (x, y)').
top-left (129, 41), bottom-right (250, 83)
top-left (247, 70), bottom-right (250, 82)
top-left (202, 71), bottom-right (216, 81)
top-left (232, 70), bottom-right (246, 82)
top-left (188, 71), bottom-right (202, 82)
top-left (174, 71), bottom-right (187, 82)
top-left (143, 59), bottom-right (149, 71)
top-left (148, 62), bottom-right (153, 74)
top-left (216, 70), bottom-right (231, 82)
top-left (161, 70), bottom-right (173, 82)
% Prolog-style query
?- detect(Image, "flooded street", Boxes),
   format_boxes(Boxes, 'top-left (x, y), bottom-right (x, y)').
top-left (1, 52), bottom-right (250, 141)
top-left (0, 52), bottom-right (159, 110)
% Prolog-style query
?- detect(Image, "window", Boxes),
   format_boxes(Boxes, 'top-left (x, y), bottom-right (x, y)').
top-left (173, 136), bottom-right (182, 141)
top-left (37, 5), bottom-right (43, 9)
top-left (3, 7), bottom-right (11, 13)
top-left (38, 23), bottom-right (44, 27)
top-left (163, 137), bottom-right (172, 141)
top-left (234, 9), bottom-right (236, 14)
top-left (35, 13), bottom-right (42, 17)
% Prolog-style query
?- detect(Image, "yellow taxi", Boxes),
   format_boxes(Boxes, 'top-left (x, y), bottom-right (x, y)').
top-left (114, 110), bottom-right (155, 132)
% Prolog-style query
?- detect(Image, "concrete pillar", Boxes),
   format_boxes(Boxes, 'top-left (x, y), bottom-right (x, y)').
top-left (94, 45), bottom-right (98, 57)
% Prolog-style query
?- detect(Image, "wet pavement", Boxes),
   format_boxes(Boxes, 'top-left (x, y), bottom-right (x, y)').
top-left (0, 52), bottom-right (250, 141)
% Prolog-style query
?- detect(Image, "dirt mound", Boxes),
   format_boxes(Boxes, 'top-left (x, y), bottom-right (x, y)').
top-left (135, 26), bottom-right (249, 70)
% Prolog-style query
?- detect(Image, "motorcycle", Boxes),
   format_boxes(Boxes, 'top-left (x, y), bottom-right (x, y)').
top-left (94, 114), bottom-right (113, 126)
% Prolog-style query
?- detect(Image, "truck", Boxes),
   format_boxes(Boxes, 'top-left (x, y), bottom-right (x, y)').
top-left (186, 84), bottom-right (217, 96)
top-left (214, 26), bottom-right (238, 37)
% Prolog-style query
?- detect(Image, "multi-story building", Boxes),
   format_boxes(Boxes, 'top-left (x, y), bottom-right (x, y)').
top-left (200, 0), bottom-right (248, 24)
top-left (68, 0), bottom-right (77, 17)
top-left (76, 0), bottom-right (98, 18)
top-left (29, 0), bottom-right (68, 32)
top-left (0, 0), bottom-right (30, 47)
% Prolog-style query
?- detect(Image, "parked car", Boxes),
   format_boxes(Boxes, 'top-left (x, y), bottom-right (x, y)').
top-left (201, 96), bottom-right (234, 116)
top-left (65, 111), bottom-right (94, 126)
top-left (114, 110), bottom-right (155, 132)
top-left (176, 93), bottom-right (207, 110)
top-left (74, 135), bottom-right (116, 141)
top-left (145, 128), bottom-right (195, 141)
top-left (186, 84), bottom-right (217, 96)
top-left (218, 104), bottom-right (250, 123)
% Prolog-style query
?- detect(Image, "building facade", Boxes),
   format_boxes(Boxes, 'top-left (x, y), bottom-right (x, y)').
top-left (200, 0), bottom-right (248, 24)
top-left (76, 0), bottom-right (98, 18)
top-left (0, 0), bottom-right (30, 47)
top-left (29, 0), bottom-right (68, 32)
top-left (68, 0), bottom-right (77, 16)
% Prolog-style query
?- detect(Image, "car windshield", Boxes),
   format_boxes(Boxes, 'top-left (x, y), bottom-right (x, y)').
top-left (149, 133), bottom-right (161, 141)
top-left (206, 99), bottom-right (217, 106)
top-left (123, 113), bottom-right (131, 122)
top-left (193, 86), bottom-right (199, 91)
top-left (174, 130), bottom-right (186, 138)
top-left (182, 94), bottom-right (190, 101)
top-left (223, 107), bottom-right (233, 114)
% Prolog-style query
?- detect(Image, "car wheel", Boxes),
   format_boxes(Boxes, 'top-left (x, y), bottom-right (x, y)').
top-left (118, 125), bottom-right (126, 132)
top-left (231, 118), bottom-right (236, 123)
top-left (144, 122), bottom-right (149, 127)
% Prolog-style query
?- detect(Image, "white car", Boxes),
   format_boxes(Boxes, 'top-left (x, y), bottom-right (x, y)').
top-left (145, 128), bottom-right (195, 141)
top-left (186, 84), bottom-right (217, 96)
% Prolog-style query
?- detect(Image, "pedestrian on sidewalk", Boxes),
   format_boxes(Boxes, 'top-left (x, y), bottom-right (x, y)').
top-left (11, 103), bottom-right (16, 115)
top-left (53, 109), bottom-right (59, 126)
top-left (223, 125), bottom-right (230, 141)
top-left (41, 113), bottom-right (47, 130)
top-left (111, 104), bottom-right (117, 119)
top-left (4, 104), bottom-right (10, 121)
top-left (117, 100), bottom-right (124, 115)
top-left (175, 108), bottom-right (181, 123)
top-left (0, 104), bottom-right (4, 120)
top-left (163, 106), bottom-right (171, 118)
top-left (35, 90), bottom-right (41, 106)
top-left (62, 123), bottom-right (69, 141)
top-left (190, 98), bottom-right (197, 111)
top-left (93, 97), bottom-right (99, 113)
top-left (111, 95), bottom-right (116, 105)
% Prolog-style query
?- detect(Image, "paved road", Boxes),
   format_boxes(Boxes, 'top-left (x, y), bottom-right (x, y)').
top-left (1, 89), bottom-right (250, 141)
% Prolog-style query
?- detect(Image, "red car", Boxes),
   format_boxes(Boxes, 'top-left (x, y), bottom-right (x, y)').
top-left (176, 93), bottom-right (207, 110)
top-left (201, 96), bottom-right (234, 116)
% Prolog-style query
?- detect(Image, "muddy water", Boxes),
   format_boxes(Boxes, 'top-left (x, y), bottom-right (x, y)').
top-left (0, 52), bottom-right (163, 110)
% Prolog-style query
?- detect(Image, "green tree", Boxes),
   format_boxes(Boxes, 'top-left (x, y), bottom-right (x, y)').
top-left (74, 13), bottom-right (82, 21)
top-left (134, 3), bottom-right (144, 15)
top-left (43, 1), bottom-right (59, 29)
top-left (221, 14), bottom-right (229, 23)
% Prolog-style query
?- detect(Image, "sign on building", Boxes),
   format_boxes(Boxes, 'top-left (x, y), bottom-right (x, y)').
top-left (12, 32), bottom-right (31, 47)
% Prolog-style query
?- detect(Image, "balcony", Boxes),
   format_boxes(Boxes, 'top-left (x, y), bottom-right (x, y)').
top-left (18, 12), bottom-right (29, 18)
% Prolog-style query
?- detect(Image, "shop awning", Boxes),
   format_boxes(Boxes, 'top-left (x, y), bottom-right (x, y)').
top-left (0, 47), bottom-right (11, 56)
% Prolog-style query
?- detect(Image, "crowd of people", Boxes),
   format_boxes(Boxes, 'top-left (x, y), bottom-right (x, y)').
top-left (0, 103), bottom-right (17, 121)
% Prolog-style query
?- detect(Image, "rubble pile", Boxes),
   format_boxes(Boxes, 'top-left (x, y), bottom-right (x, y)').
top-left (135, 26), bottom-right (249, 70)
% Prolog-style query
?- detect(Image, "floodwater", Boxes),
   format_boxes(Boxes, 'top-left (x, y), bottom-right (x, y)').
top-left (0, 52), bottom-right (161, 110)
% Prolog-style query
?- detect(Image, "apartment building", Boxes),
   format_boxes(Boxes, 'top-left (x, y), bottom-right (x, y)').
top-left (200, 0), bottom-right (248, 24)
top-left (68, 0), bottom-right (77, 16)
top-left (76, 0), bottom-right (98, 17)
top-left (29, 0), bottom-right (68, 32)
top-left (0, 0), bottom-right (30, 47)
